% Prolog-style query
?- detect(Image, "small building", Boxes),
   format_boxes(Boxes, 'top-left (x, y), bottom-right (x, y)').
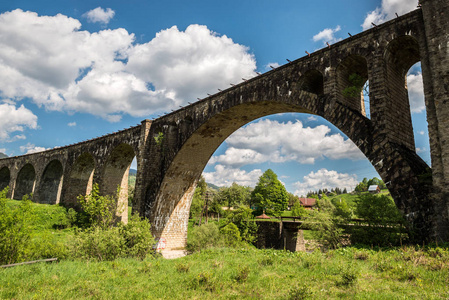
top-left (255, 213), bottom-right (271, 219)
top-left (368, 185), bottom-right (381, 194)
top-left (299, 197), bottom-right (317, 210)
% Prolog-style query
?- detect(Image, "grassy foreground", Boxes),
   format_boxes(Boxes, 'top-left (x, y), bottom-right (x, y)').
top-left (1, 246), bottom-right (448, 299)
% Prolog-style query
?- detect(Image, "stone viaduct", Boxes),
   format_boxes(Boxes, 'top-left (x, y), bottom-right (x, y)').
top-left (0, 0), bottom-right (448, 249)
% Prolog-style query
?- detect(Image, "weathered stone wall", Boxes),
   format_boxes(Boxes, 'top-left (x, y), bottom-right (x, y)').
top-left (0, 125), bottom-right (143, 222)
top-left (255, 221), bottom-right (305, 252)
top-left (420, 0), bottom-right (449, 241)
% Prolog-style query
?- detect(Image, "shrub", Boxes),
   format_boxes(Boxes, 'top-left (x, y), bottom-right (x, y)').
top-left (220, 222), bottom-right (241, 247)
top-left (77, 183), bottom-right (118, 229)
top-left (234, 265), bottom-right (250, 283)
top-left (350, 194), bottom-right (406, 246)
top-left (119, 215), bottom-right (155, 259)
top-left (186, 222), bottom-right (223, 252)
top-left (71, 215), bottom-right (155, 261)
top-left (28, 231), bottom-right (70, 260)
top-left (176, 262), bottom-right (191, 273)
top-left (337, 264), bottom-right (359, 287)
top-left (302, 210), bottom-right (345, 250)
top-left (291, 201), bottom-right (307, 218)
top-left (71, 226), bottom-right (125, 261)
top-left (223, 206), bottom-right (258, 244)
top-left (287, 283), bottom-right (313, 299)
top-left (190, 271), bottom-right (215, 291)
top-left (0, 189), bottom-right (35, 264)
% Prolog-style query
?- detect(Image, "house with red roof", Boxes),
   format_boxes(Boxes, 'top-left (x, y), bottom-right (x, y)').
top-left (299, 197), bottom-right (317, 210)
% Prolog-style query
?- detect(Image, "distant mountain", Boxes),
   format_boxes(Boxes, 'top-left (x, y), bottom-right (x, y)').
top-left (129, 168), bottom-right (137, 176)
top-left (0, 153), bottom-right (8, 159)
top-left (207, 182), bottom-right (220, 190)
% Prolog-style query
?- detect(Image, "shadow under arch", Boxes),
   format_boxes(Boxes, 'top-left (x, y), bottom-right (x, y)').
top-left (14, 163), bottom-right (35, 200)
top-left (63, 152), bottom-right (95, 208)
top-left (101, 143), bottom-right (136, 223)
top-left (38, 159), bottom-right (64, 204)
top-left (0, 166), bottom-right (10, 192)
top-left (298, 69), bottom-right (324, 95)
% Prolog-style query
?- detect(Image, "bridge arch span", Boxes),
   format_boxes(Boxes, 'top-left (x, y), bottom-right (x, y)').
top-left (62, 152), bottom-right (96, 208)
top-left (37, 159), bottom-right (64, 204)
top-left (146, 72), bottom-right (429, 248)
top-left (14, 163), bottom-right (36, 200)
top-left (100, 143), bottom-right (136, 223)
top-left (0, 166), bottom-right (10, 192)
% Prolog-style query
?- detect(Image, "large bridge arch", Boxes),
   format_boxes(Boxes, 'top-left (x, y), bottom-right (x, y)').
top-left (14, 163), bottom-right (36, 200)
top-left (146, 76), bottom-right (430, 248)
top-left (38, 159), bottom-right (64, 204)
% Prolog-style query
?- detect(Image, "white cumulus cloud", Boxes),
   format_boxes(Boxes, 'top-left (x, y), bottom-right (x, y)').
top-left (20, 143), bottom-right (47, 154)
top-left (362, 0), bottom-right (418, 30)
top-left (264, 62), bottom-right (280, 71)
top-left (203, 164), bottom-right (263, 187)
top-left (0, 103), bottom-right (38, 141)
top-left (407, 72), bottom-right (425, 113)
top-left (293, 168), bottom-right (359, 196)
top-left (312, 25), bottom-right (341, 45)
top-left (67, 122), bottom-right (76, 127)
top-left (83, 7), bottom-right (115, 25)
top-left (209, 119), bottom-right (365, 167)
top-left (0, 10), bottom-right (257, 122)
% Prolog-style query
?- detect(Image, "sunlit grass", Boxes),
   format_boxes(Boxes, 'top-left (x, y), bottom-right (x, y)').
top-left (1, 246), bottom-right (448, 299)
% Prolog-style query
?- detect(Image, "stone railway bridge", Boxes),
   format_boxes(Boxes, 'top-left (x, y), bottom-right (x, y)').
top-left (0, 0), bottom-right (448, 249)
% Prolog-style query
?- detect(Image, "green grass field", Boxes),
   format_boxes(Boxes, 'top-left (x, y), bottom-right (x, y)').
top-left (1, 246), bottom-right (448, 299)
top-left (2, 197), bottom-right (449, 299)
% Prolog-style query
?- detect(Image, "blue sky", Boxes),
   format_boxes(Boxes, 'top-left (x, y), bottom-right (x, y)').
top-left (0, 0), bottom-right (428, 195)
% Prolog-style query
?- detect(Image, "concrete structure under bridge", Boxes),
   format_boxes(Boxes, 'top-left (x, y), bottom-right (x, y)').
top-left (0, 0), bottom-right (448, 249)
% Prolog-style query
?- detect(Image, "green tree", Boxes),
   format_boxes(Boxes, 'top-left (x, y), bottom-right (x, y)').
top-left (222, 206), bottom-right (258, 244)
top-left (351, 194), bottom-right (406, 246)
top-left (287, 192), bottom-right (299, 207)
top-left (251, 169), bottom-right (288, 215)
top-left (367, 177), bottom-right (386, 189)
top-left (217, 183), bottom-right (251, 209)
top-left (0, 188), bottom-right (35, 264)
top-left (302, 209), bottom-right (345, 250)
top-left (291, 201), bottom-right (307, 218)
top-left (354, 181), bottom-right (367, 193)
top-left (331, 198), bottom-right (352, 219)
top-left (190, 177), bottom-right (207, 220)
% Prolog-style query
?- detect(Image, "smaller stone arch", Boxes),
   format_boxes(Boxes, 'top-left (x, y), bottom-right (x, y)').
top-left (384, 35), bottom-right (420, 76)
top-left (0, 166), bottom-right (10, 192)
top-left (382, 35), bottom-right (421, 151)
top-left (14, 163), bottom-right (35, 200)
top-left (39, 160), bottom-right (64, 204)
top-left (63, 152), bottom-right (95, 208)
top-left (297, 69), bottom-right (324, 95)
top-left (101, 143), bottom-right (136, 223)
top-left (336, 54), bottom-right (369, 115)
